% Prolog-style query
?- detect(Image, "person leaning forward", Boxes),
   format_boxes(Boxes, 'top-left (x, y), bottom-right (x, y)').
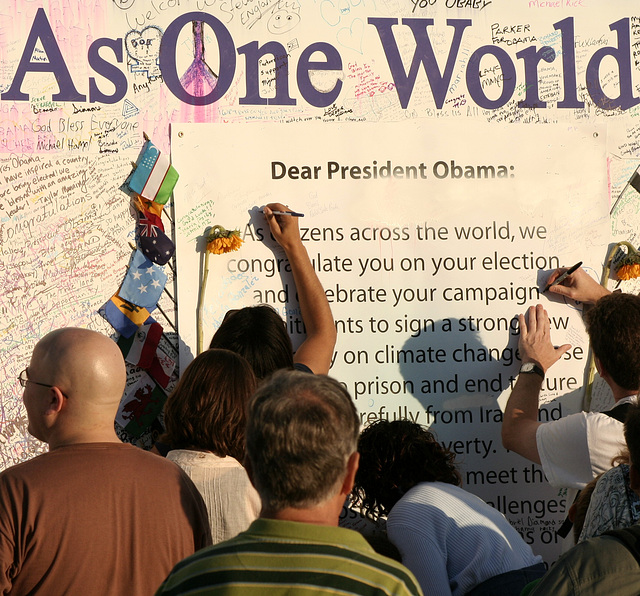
top-left (156, 370), bottom-right (423, 596)
top-left (502, 267), bottom-right (640, 489)
top-left (0, 328), bottom-right (211, 595)
top-left (527, 402), bottom-right (640, 595)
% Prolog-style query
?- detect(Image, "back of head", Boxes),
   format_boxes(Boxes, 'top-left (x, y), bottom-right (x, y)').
top-left (586, 293), bottom-right (640, 391)
top-left (34, 327), bottom-right (126, 414)
top-left (163, 349), bottom-right (257, 461)
top-left (353, 419), bottom-right (461, 519)
top-left (209, 305), bottom-right (294, 380)
top-left (245, 370), bottom-right (359, 511)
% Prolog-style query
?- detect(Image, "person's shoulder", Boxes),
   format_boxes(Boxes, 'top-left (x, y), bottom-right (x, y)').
top-left (158, 528), bottom-right (422, 596)
top-left (0, 452), bottom-right (48, 484)
top-left (155, 534), bottom-right (251, 593)
top-left (346, 545), bottom-right (422, 596)
top-left (536, 410), bottom-right (589, 438)
top-left (531, 533), bottom-right (640, 595)
top-left (126, 445), bottom-right (199, 478)
top-left (293, 361), bottom-right (314, 374)
top-left (303, 529), bottom-right (422, 596)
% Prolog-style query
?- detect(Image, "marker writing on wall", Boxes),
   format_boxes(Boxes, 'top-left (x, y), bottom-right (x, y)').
top-left (544, 261), bottom-right (582, 292)
top-left (261, 210), bottom-right (305, 217)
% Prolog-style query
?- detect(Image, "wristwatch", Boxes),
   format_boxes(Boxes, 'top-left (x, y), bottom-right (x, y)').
top-left (519, 362), bottom-right (545, 379)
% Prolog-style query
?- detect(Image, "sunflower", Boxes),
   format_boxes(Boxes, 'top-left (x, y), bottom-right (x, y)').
top-left (198, 225), bottom-right (244, 354)
top-left (614, 242), bottom-right (640, 280)
top-left (206, 225), bottom-right (244, 254)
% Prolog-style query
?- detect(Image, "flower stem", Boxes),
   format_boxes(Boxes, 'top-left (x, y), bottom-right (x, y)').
top-left (197, 249), bottom-right (210, 355)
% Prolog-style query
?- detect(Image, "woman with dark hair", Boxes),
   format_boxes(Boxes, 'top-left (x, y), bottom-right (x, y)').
top-left (163, 349), bottom-right (261, 544)
top-left (353, 419), bottom-right (545, 596)
top-left (210, 305), bottom-right (296, 379)
top-left (209, 203), bottom-right (337, 378)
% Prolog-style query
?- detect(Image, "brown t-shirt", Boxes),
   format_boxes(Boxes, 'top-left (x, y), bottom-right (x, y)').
top-left (0, 442), bottom-right (211, 595)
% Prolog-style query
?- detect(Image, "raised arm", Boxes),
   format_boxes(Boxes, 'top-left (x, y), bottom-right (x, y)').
top-left (546, 266), bottom-right (610, 304)
top-left (501, 304), bottom-right (571, 463)
top-left (263, 203), bottom-right (337, 375)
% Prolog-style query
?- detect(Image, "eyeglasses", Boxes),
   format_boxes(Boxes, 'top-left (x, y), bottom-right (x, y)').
top-left (18, 369), bottom-right (54, 389)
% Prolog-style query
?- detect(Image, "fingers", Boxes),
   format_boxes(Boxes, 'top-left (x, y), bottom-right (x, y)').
top-left (536, 303), bottom-right (549, 333)
top-left (555, 343), bottom-right (572, 359)
top-left (526, 305), bottom-right (536, 334)
top-left (548, 283), bottom-right (572, 298)
top-left (518, 312), bottom-right (528, 339)
top-left (266, 202), bottom-right (287, 212)
top-left (545, 268), bottom-right (566, 287)
top-left (263, 202), bottom-right (301, 252)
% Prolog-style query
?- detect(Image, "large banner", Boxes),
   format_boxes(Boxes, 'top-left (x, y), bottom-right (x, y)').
top-left (2, 0), bottom-right (640, 564)
top-left (173, 120), bottom-right (609, 560)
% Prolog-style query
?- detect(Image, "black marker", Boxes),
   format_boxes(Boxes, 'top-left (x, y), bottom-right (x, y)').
top-left (544, 261), bottom-right (582, 292)
top-left (260, 210), bottom-right (305, 217)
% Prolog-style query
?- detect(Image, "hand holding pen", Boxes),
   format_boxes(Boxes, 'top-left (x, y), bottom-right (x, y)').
top-left (260, 209), bottom-right (304, 217)
top-left (263, 203), bottom-right (303, 252)
top-left (544, 263), bottom-right (610, 304)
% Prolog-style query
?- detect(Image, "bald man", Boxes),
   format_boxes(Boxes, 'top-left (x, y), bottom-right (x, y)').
top-left (1, 328), bottom-right (211, 595)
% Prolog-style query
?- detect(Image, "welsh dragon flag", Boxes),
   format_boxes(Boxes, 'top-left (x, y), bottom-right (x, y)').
top-left (129, 139), bottom-right (179, 205)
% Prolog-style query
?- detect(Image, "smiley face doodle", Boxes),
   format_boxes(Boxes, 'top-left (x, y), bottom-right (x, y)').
top-left (125, 26), bottom-right (163, 80)
top-left (267, 1), bottom-right (301, 35)
top-left (113, 0), bottom-right (136, 9)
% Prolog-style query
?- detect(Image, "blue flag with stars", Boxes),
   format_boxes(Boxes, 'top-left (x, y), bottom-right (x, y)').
top-left (119, 249), bottom-right (167, 309)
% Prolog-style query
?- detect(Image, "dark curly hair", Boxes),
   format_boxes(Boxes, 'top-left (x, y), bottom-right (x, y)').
top-left (585, 292), bottom-right (640, 391)
top-left (352, 419), bottom-right (461, 519)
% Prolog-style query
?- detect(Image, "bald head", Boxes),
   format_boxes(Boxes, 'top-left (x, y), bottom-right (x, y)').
top-left (27, 328), bottom-right (126, 445)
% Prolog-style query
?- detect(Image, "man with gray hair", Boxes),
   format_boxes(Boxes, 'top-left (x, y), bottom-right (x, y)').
top-left (156, 370), bottom-right (422, 596)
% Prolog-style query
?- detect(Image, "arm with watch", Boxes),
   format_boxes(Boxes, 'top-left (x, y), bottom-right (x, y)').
top-left (501, 304), bottom-right (571, 464)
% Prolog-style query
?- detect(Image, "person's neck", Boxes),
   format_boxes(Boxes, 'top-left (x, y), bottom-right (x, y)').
top-left (611, 385), bottom-right (638, 403)
top-left (262, 499), bottom-right (342, 527)
top-left (48, 427), bottom-right (121, 450)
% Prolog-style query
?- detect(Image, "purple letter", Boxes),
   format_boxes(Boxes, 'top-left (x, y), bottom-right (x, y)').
top-left (2, 8), bottom-right (85, 102)
top-left (517, 45), bottom-right (556, 108)
top-left (368, 18), bottom-right (471, 109)
top-left (89, 38), bottom-right (127, 104)
top-left (160, 12), bottom-right (235, 106)
top-left (586, 18), bottom-right (639, 111)
top-left (238, 41), bottom-right (295, 105)
top-left (466, 46), bottom-right (516, 109)
top-left (297, 42), bottom-right (343, 108)
top-left (554, 18), bottom-right (583, 109)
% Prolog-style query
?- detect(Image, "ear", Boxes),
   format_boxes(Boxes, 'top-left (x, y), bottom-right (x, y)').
top-left (594, 356), bottom-right (608, 380)
top-left (44, 387), bottom-right (66, 416)
top-left (594, 356), bottom-right (602, 375)
top-left (630, 463), bottom-right (640, 495)
top-left (340, 452), bottom-right (360, 497)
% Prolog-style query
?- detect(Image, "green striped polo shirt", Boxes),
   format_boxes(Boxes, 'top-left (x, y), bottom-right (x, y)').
top-left (155, 518), bottom-right (422, 596)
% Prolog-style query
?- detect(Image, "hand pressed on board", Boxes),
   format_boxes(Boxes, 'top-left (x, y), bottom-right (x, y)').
top-left (519, 304), bottom-right (571, 373)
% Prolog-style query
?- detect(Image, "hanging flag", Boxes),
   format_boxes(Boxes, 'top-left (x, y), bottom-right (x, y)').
top-left (128, 139), bottom-right (179, 205)
top-left (116, 372), bottom-right (167, 438)
top-left (119, 249), bottom-right (167, 309)
top-left (118, 322), bottom-right (164, 368)
top-left (147, 348), bottom-right (176, 388)
top-left (138, 209), bottom-right (164, 236)
top-left (116, 323), bottom-right (175, 389)
top-left (133, 194), bottom-right (165, 219)
top-left (99, 294), bottom-right (155, 338)
top-left (139, 228), bottom-right (175, 266)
